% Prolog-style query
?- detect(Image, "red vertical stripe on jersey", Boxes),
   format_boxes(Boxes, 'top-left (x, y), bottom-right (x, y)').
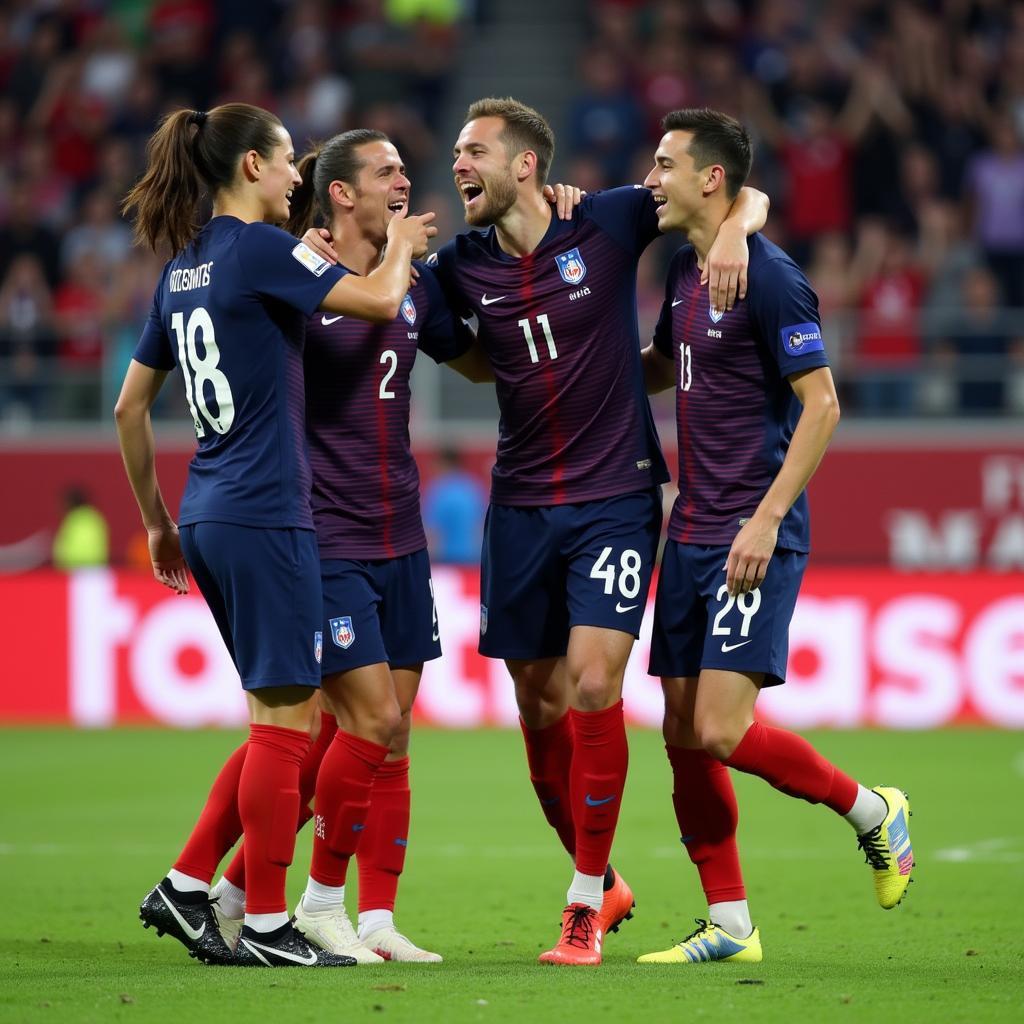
top-left (677, 276), bottom-right (704, 542)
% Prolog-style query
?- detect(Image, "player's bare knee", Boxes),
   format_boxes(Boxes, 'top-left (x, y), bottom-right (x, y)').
top-left (389, 711), bottom-right (412, 758)
top-left (663, 712), bottom-right (700, 749)
top-left (571, 670), bottom-right (618, 712)
top-left (698, 723), bottom-right (743, 762)
top-left (350, 695), bottom-right (403, 747)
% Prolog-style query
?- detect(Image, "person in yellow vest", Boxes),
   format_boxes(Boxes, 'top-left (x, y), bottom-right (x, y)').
top-left (52, 486), bottom-right (109, 569)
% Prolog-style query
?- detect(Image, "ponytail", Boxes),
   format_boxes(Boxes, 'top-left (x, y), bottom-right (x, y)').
top-left (122, 103), bottom-right (285, 255)
top-left (285, 147), bottom-right (322, 237)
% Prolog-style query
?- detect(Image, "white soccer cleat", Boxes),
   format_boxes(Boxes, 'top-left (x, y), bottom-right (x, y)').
top-left (293, 902), bottom-right (385, 964)
top-left (212, 902), bottom-right (243, 952)
top-left (361, 926), bottom-right (443, 963)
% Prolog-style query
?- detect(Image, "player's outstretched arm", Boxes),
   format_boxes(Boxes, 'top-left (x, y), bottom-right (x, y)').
top-left (641, 343), bottom-right (676, 395)
top-left (114, 360), bottom-right (189, 595)
top-left (704, 186), bottom-right (770, 314)
top-left (724, 365), bottom-right (839, 596)
top-left (320, 208), bottom-right (437, 322)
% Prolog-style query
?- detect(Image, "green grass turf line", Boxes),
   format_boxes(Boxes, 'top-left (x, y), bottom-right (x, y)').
top-left (1, 728), bottom-right (1022, 1023)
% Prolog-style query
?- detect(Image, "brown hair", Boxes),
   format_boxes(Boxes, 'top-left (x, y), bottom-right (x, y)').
top-left (661, 108), bottom-right (753, 199)
top-left (285, 129), bottom-right (389, 236)
top-left (122, 103), bottom-right (285, 255)
top-left (464, 97), bottom-right (555, 186)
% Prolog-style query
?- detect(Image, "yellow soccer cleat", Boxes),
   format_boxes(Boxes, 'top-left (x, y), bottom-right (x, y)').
top-left (857, 786), bottom-right (914, 909)
top-left (637, 919), bottom-right (762, 964)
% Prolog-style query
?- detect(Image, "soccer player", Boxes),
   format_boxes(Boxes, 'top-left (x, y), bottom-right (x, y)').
top-left (206, 129), bottom-right (493, 964)
top-left (116, 103), bottom-right (433, 967)
top-left (428, 97), bottom-right (769, 965)
top-left (635, 108), bottom-right (914, 966)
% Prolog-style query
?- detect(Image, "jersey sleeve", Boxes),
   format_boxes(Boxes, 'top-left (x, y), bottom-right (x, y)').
top-left (415, 262), bottom-right (474, 364)
top-left (132, 269), bottom-right (177, 371)
top-left (584, 186), bottom-right (662, 256)
top-left (652, 249), bottom-right (685, 358)
top-left (237, 222), bottom-right (348, 316)
top-left (747, 256), bottom-right (830, 377)
top-left (425, 241), bottom-right (472, 319)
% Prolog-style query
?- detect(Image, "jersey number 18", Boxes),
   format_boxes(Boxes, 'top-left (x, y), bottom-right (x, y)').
top-left (171, 307), bottom-right (235, 437)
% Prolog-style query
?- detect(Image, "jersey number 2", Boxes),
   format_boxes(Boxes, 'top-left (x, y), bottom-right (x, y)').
top-left (171, 308), bottom-right (235, 437)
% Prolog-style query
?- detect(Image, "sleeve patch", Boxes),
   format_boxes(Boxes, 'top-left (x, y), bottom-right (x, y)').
top-left (780, 322), bottom-right (824, 356)
top-left (291, 242), bottom-right (330, 277)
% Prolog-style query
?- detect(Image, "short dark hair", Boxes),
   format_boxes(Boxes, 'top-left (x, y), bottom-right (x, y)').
top-left (464, 97), bottom-right (555, 186)
top-left (661, 108), bottom-right (752, 199)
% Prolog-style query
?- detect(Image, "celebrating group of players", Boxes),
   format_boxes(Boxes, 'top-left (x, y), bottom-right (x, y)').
top-left (117, 95), bottom-right (914, 969)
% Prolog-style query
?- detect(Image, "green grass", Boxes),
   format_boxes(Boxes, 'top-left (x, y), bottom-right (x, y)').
top-left (2, 728), bottom-right (1022, 1023)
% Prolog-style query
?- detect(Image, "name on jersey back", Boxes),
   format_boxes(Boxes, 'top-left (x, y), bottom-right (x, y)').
top-left (169, 261), bottom-right (213, 293)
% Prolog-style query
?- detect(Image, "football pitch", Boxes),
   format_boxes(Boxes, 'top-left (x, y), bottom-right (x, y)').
top-left (2, 728), bottom-right (1022, 1023)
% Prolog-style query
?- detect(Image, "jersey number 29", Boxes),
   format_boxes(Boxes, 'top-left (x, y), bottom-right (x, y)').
top-left (171, 307), bottom-right (235, 437)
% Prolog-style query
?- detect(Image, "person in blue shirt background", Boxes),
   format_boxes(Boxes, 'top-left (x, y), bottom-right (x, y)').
top-left (422, 446), bottom-right (487, 565)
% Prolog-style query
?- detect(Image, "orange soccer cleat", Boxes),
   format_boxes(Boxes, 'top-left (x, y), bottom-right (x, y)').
top-left (598, 868), bottom-right (635, 935)
top-left (538, 903), bottom-right (604, 966)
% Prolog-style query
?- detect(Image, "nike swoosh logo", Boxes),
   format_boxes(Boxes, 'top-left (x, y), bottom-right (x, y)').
top-left (615, 602), bottom-right (638, 613)
top-left (321, 314), bottom-right (344, 325)
top-left (240, 937), bottom-right (317, 966)
top-left (585, 793), bottom-right (616, 807)
top-left (671, 298), bottom-right (684, 307)
top-left (480, 294), bottom-right (506, 306)
top-left (157, 887), bottom-right (205, 941)
top-left (432, 630), bottom-right (440, 642)
top-left (721, 639), bottom-right (753, 653)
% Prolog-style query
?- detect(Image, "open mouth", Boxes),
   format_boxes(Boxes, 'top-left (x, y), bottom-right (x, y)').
top-left (387, 197), bottom-right (407, 213)
top-left (459, 181), bottom-right (484, 207)
top-left (652, 193), bottom-right (668, 215)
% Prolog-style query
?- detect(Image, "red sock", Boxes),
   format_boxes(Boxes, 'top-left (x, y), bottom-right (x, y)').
top-left (569, 701), bottom-right (628, 877)
top-left (238, 723), bottom-right (310, 915)
top-left (223, 712), bottom-right (337, 890)
top-left (173, 742), bottom-right (248, 882)
top-left (666, 745), bottom-right (746, 904)
top-left (520, 712), bottom-right (576, 857)
top-left (724, 721), bottom-right (858, 814)
top-left (309, 729), bottom-right (390, 887)
top-left (357, 756), bottom-right (411, 914)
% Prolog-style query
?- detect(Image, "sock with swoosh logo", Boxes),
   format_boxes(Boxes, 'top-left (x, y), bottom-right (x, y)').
top-left (666, 745), bottom-right (746, 905)
top-left (520, 712), bottom-right (576, 857)
top-left (221, 712), bottom-right (338, 892)
top-left (569, 700), bottom-right (628, 877)
top-left (357, 756), bottom-right (411, 914)
top-left (724, 721), bottom-right (858, 814)
top-left (239, 724), bottom-right (310, 915)
top-left (309, 730), bottom-right (390, 887)
top-left (173, 741), bottom-right (248, 883)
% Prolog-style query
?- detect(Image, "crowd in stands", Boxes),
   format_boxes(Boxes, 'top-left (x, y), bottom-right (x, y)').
top-left (569, 0), bottom-right (1024, 417)
top-left (1, 0), bottom-right (1022, 424)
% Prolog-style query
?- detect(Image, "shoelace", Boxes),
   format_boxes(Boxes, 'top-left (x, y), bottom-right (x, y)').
top-left (679, 918), bottom-right (715, 946)
top-left (857, 823), bottom-right (890, 870)
top-left (560, 905), bottom-right (597, 949)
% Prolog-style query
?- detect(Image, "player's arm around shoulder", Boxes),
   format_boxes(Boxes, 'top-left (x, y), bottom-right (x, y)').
top-left (703, 186), bottom-right (770, 315)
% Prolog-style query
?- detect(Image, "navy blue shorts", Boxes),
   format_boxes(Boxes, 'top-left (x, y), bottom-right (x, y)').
top-left (649, 540), bottom-right (807, 687)
top-left (480, 489), bottom-right (663, 660)
top-left (320, 548), bottom-right (441, 675)
top-left (180, 523), bottom-right (323, 691)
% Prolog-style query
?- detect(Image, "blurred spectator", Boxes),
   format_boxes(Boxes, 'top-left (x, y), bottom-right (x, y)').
top-left (0, 254), bottom-right (56, 422)
top-left (0, 181), bottom-right (61, 287)
top-left (52, 485), bottom-right (109, 570)
top-left (965, 114), bottom-right (1024, 306)
top-left (422, 448), bottom-right (486, 565)
top-left (60, 188), bottom-right (132, 274)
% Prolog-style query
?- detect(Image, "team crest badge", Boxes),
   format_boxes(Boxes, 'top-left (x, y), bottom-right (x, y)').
top-left (330, 616), bottom-right (355, 649)
top-left (314, 631), bottom-right (323, 664)
top-left (480, 604), bottom-right (488, 636)
top-left (400, 294), bottom-right (416, 325)
top-left (555, 248), bottom-right (587, 285)
top-left (709, 302), bottom-right (724, 324)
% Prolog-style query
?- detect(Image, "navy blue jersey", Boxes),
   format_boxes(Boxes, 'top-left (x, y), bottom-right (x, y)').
top-left (430, 186), bottom-right (669, 506)
top-left (653, 232), bottom-right (829, 550)
top-left (133, 217), bottom-right (347, 529)
top-left (304, 262), bottom-right (471, 560)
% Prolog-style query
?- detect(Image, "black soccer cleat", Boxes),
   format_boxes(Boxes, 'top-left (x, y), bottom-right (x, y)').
top-left (233, 919), bottom-right (358, 967)
top-left (139, 878), bottom-right (235, 965)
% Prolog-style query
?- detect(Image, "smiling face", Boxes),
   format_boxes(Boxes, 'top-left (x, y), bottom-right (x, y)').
top-left (255, 126), bottom-right (302, 225)
top-left (643, 130), bottom-right (712, 233)
top-left (347, 140), bottom-right (411, 245)
top-left (452, 116), bottom-right (519, 227)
